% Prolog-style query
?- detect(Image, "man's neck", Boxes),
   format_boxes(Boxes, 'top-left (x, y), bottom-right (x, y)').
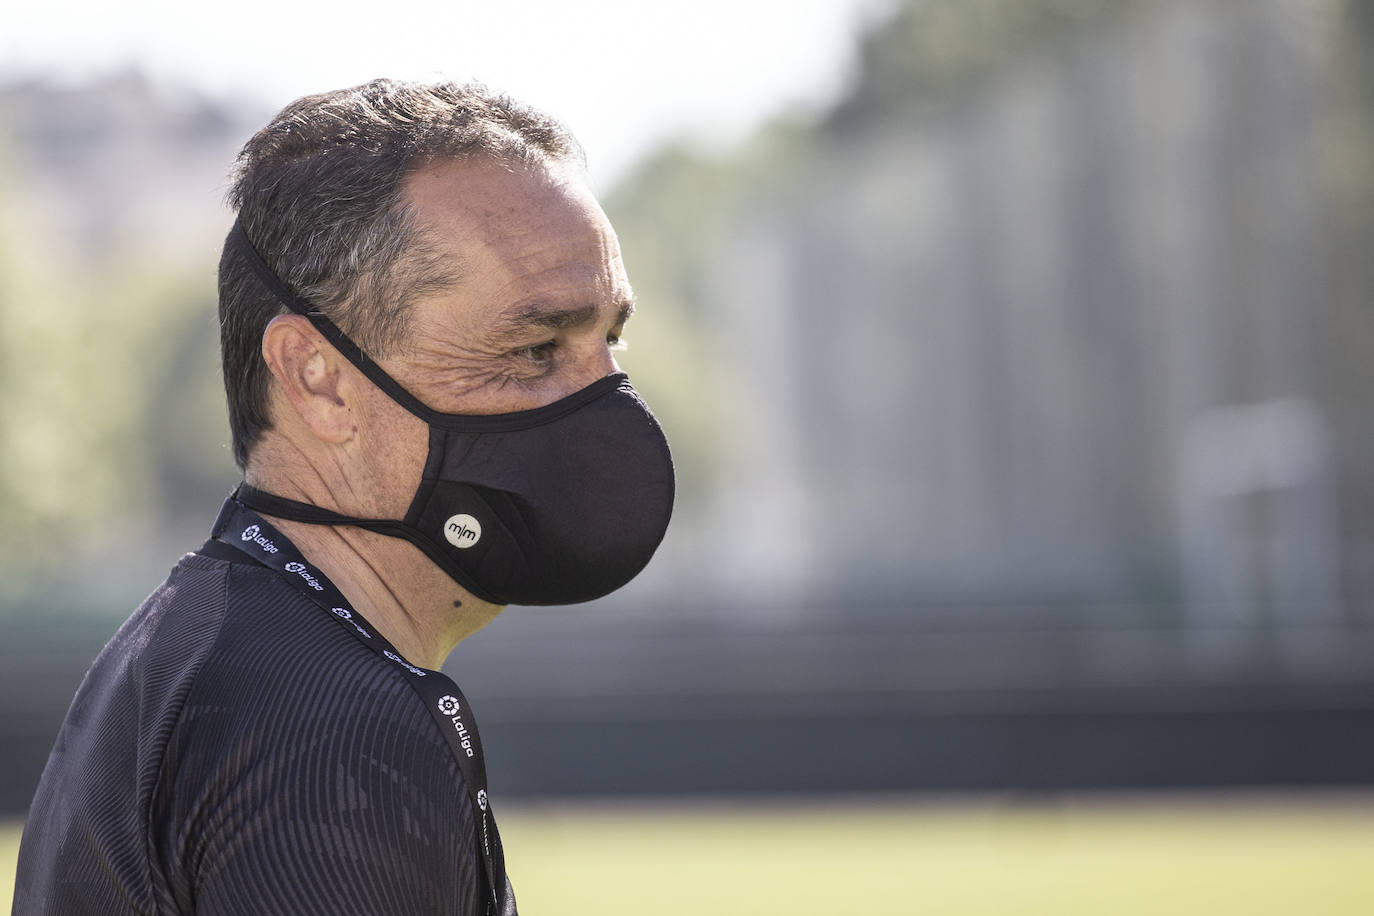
top-left (269, 520), bottom-right (502, 669)
top-left (245, 457), bottom-right (504, 670)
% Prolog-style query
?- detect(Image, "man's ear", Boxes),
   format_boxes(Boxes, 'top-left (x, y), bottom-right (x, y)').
top-left (260, 314), bottom-right (356, 445)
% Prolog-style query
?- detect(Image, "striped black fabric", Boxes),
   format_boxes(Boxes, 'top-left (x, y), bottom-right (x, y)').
top-left (14, 542), bottom-right (513, 915)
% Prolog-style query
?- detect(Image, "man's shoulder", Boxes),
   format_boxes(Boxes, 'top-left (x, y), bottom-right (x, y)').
top-left (50, 542), bottom-right (449, 797)
top-left (186, 549), bottom-right (430, 716)
top-left (88, 546), bottom-right (301, 709)
top-left (14, 549), bottom-right (245, 913)
top-left (170, 546), bottom-right (460, 779)
top-left (65, 550), bottom-right (241, 734)
top-left (19, 544), bottom-right (485, 915)
top-left (153, 556), bottom-right (482, 916)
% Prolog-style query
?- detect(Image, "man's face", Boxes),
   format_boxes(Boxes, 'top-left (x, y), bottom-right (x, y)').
top-left (347, 158), bottom-right (636, 515)
top-left (385, 158), bottom-right (634, 413)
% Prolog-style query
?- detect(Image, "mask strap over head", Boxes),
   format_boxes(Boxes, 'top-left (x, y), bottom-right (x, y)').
top-left (228, 219), bottom-right (451, 425)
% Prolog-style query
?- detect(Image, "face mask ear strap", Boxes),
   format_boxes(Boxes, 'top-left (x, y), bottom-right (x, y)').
top-left (233, 483), bottom-right (505, 605)
top-left (228, 218), bottom-right (445, 423)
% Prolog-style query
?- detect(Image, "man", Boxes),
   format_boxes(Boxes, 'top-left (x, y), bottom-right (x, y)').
top-left (13, 79), bottom-right (675, 915)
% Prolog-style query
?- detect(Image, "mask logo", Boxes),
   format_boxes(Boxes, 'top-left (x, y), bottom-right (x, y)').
top-left (241, 525), bottom-right (259, 541)
top-left (331, 607), bottom-right (352, 619)
top-left (443, 514), bottom-right (482, 549)
top-left (477, 789), bottom-right (488, 811)
top-left (437, 695), bottom-right (461, 716)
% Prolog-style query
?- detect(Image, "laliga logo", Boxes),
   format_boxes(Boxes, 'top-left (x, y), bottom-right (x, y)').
top-left (384, 650), bottom-right (427, 677)
top-left (284, 561), bottom-right (324, 591)
top-left (439, 696), bottom-right (476, 758)
top-left (477, 789), bottom-right (488, 812)
top-left (240, 524), bottom-right (279, 554)
top-left (331, 606), bottom-right (371, 638)
top-left (437, 694), bottom-right (476, 758)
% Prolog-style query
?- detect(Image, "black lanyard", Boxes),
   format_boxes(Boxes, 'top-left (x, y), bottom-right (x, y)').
top-left (211, 496), bottom-right (507, 915)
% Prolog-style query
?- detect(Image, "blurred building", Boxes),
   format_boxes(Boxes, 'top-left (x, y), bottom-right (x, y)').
top-left (615, 0), bottom-right (1371, 642)
top-left (0, 67), bottom-right (252, 263)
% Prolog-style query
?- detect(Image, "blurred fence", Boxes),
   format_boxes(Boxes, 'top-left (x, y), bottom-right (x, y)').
top-left (5, 604), bottom-right (1374, 812)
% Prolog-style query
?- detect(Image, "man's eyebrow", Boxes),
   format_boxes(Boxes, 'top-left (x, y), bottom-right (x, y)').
top-left (501, 297), bottom-right (636, 332)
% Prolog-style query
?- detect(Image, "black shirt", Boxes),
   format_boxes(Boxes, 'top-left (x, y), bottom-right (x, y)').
top-left (14, 535), bottom-right (512, 915)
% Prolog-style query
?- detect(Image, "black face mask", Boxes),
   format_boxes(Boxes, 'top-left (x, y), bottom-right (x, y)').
top-left (228, 220), bottom-right (675, 606)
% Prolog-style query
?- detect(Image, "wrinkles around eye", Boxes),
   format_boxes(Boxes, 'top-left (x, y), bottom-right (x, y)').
top-left (510, 331), bottom-right (624, 367)
top-left (514, 342), bottom-right (557, 364)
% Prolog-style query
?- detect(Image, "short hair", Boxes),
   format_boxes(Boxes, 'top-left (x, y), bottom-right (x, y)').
top-left (219, 78), bottom-right (584, 468)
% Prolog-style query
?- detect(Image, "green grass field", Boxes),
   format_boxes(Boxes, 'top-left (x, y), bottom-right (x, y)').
top-left (6, 794), bottom-right (1374, 914)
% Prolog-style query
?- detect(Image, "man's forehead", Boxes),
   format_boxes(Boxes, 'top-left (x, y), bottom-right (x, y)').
top-left (404, 156), bottom-right (599, 239)
top-left (405, 159), bottom-right (620, 274)
top-left (400, 156), bottom-right (632, 333)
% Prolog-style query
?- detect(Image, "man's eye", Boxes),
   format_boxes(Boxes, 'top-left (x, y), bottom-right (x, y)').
top-left (515, 341), bottom-right (557, 363)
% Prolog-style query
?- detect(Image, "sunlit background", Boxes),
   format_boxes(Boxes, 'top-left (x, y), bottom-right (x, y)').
top-left (4, 0), bottom-right (1374, 912)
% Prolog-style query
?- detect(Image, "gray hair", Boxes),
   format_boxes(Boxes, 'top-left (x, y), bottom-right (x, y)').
top-left (218, 78), bottom-right (584, 468)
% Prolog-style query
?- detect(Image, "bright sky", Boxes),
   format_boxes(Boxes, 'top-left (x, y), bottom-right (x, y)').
top-left (3, 0), bottom-right (891, 189)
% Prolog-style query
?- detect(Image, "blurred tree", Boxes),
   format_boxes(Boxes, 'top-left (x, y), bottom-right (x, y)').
top-left (0, 177), bottom-right (234, 605)
top-left (0, 77), bottom-right (248, 609)
top-left (598, 0), bottom-right (1374, 616)
top-left (603, 120), bottom-right (820, 515)
top-left (1317, 0), bottom-right (1374, 608)
top-left (833, 0), bottom-right (1144, 126)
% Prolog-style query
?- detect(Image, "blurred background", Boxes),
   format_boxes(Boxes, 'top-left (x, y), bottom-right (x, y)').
top-left (4, 0), bottom-right (1374, 911)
